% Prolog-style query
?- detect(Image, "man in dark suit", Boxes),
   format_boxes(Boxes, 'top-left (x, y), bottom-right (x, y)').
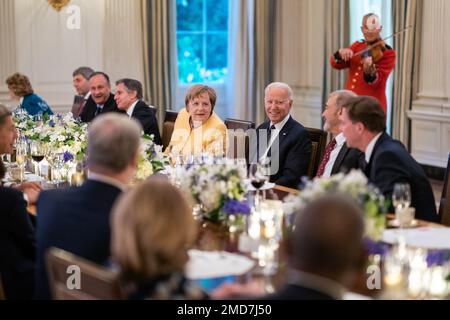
top-left (71, 66), bottom-right (94, 119)
top-left (0, 105), bottom-right (36, 300)
top-left (35, 113), bottom-right (142, 299)
top-left (316, 90), bottom-right (363, 178)
top-left (252, 82), bottom-right (311, 189)
top-left (79, 71), bottom-right (121, 123)
top-left (340, 96), bottom-right (440, 222)
top-left (114, 78), bottom-right (162, 145)
top-left (211, 195), bottom-right (367, 300)
top-left (0, 187), bottom-right (36, 300)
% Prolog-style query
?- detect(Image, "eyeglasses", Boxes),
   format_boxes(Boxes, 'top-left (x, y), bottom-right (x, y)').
top-left (265, 99), bottom-right (288, 106)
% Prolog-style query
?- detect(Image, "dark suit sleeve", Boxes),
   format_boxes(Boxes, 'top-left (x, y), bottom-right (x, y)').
top-left (275, 129), bottom-right (311, 188)
top-left (370, 149), bottom-right (410, 204)
top-left (134, 107), bottom-right (162, 145)
top-left (9, 191), bottom-right (36, 260)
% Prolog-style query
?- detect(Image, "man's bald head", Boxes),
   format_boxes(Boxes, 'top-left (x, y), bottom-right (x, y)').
top-left (289, 195), bottom-right (365, 283)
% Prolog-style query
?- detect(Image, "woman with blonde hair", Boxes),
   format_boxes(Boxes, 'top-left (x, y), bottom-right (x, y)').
top-left (111, 176), bottom-right (205, 300)
top-left (166, 84), bottom-right (227, 158)
top-left (6, 72), bottom-right (53, 116)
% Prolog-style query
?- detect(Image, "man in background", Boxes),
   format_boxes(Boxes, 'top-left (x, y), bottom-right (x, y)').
top-left (71, 66), bottom-right (94, 119)
top-left (114, 78), bottom-right (162, 145)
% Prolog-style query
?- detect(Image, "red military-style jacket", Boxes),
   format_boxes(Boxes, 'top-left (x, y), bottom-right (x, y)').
top-left (330, 40), bottom-right (396, 114)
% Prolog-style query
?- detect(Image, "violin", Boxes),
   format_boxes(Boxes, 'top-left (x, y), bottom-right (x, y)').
top-left (361, 39), bottom-right (386, 63)
top-left (354, 25), bottom-right (413, 62)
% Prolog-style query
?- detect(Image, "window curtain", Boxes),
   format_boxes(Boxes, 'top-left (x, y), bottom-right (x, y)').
top-left (227, 0), bottom-right (276, 125)
top-left (391, 0), bottom-right (423, 145)
top-left (322, 0), bottom-right (350, 106)
top-left (141, 0), bottom-right (177, 127)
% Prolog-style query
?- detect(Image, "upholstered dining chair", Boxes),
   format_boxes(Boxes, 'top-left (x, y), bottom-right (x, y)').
top-left (162, 110), bottom-right (179, 151)
top-left (46, 247), bottom-right (123, 300)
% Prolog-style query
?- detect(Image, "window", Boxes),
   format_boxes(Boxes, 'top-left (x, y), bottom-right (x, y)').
top-left (349, 0), bottom-right (394, 133)
top-left (176, 0), bottom-right (229, 85)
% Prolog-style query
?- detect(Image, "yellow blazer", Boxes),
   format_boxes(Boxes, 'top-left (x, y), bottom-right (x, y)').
top-left (166, 108), bottom-right (228, 157)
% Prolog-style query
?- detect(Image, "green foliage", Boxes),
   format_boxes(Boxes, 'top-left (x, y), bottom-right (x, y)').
top-left (176, 0), bottom-right (229, 84)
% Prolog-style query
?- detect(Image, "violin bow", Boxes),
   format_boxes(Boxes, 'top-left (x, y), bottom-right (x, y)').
top-left (353, 25), bottom-right (414, 57)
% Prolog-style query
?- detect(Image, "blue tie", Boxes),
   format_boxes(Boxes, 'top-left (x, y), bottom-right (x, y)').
top-left (95, 105), bottom-right (103, 116)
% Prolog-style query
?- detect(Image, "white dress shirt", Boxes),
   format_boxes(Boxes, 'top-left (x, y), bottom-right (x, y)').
top-left (260, 114), bottom-right (291, 160)
top-left (126, 100), bottom-right (139, 117)
top-left (322, 132), bottom-right (346, 178)
top-left (365, 132), bottom-right (383, 163)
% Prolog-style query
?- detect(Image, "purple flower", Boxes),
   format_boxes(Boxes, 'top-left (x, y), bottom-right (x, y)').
top-left (426, 250), bottom-right (450, 267)
top-left (49, 119), bottom-right (55, 127)
top-left (222, 200), bottom-right (251, 216)
top-left (63, 151), bottom-right (74, 163)
top-left (363, 238), bottom-right (390, 256)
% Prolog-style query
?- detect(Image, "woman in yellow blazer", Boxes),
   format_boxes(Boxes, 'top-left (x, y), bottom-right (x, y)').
top-left (166, 84), bottom-right (227, 158)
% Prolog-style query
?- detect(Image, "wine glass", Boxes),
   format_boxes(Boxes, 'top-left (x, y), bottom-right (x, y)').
top-left (392, 182), bottom-right (411, 227)
top-left (249, 162), bottom-right (269, 210)
top-left (48, 152), bottom-right (65, 187)
top-left (235, 158), bottom-right (247, 179)
top-left (15, 139), bottom-right (28, 182)
top-left (30, 141), bottom-right (45, 177)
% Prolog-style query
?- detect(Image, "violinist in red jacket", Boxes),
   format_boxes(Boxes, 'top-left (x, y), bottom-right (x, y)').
top-left (330, 13), bottom-right (396, 114)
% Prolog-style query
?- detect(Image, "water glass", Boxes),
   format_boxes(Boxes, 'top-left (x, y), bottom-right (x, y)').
top-left (392, 183), bottom-right (411, 225)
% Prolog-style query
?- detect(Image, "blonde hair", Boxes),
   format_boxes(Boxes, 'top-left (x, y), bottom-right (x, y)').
top-left (111, 177), bottom-right (196, 284)
top-left (184, 84), bottom-right (217, 109)
top-left (6, 72), bottom-right (34, 97)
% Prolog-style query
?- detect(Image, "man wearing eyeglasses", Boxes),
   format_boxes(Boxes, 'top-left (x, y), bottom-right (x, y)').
top-left (252, 82), bottom-right (311, 189)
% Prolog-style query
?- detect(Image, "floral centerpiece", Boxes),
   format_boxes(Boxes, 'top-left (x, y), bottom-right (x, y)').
top-left (15, 112), bottom-right (88, 161)
top-left (283, 169), bottom-right (388, 240)
top-left (14, 112), bottom-right (168, 182)
top-left (135, 134), bottom-right (169, 181)
top-left (180, 159), bottom-right (250, 228)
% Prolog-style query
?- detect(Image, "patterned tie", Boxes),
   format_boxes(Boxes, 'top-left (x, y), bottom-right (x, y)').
top-left (316, 138), bottom-right (337, 178)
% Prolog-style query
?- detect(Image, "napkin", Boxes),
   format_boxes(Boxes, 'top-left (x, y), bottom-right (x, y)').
top-left (185, 249), bottom-right (255, 280)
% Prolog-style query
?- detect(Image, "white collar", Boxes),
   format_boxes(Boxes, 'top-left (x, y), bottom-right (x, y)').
top-left (334, 132), bottom-right (346, 146)
top-left (365, 132), bottom-right (383, 163)
top-left (270, 114), bottom-right (290, 131)
top-left (87, 171), bottom-right (126, 191)
top-left (126, 100), bottom-right (139, 117)
top-left (19, 97), bottom-right (24, 106)
top-left (286, 269), bottom-right (347, 300)
top-left (83, 92), bottom-right (91, 100)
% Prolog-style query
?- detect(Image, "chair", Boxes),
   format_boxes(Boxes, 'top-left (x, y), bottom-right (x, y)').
top-left (224, 118), bottom-right (255, 163)
top-left (305, 127), bottom-right (328, 178)
top-left (439, 153), bottom-right (450, 226)
top-left (46, 247), bottom-right (123, 300)
top-left (162, 110), bottom-right (179, 151)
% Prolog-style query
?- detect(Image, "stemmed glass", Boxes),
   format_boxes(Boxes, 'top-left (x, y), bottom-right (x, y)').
top-left (47, 151), bottom-right (65, 187)
top-left (30, 140), bottom-right (45, 177)
top-left (249, 162), bottom-right (269, 210)
top-left (15, 138), bottom-right (28, 182)
top-left (392, 182), bottom-right (411, 227)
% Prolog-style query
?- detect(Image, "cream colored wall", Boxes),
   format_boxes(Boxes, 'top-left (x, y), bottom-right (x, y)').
top-left (407, 0), bottom-right (450, 167)
top-left (274, 0), bottom-right (325, 129)
top-left (0, 0), bottom-right (144, 114)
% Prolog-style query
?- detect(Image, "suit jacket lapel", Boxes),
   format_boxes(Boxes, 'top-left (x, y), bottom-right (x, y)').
top-left (331, 144), bottom-right (348, 175)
